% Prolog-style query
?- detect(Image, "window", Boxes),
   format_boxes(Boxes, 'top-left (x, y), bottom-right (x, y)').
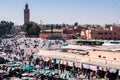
top-left (103, 56), bottom-right (106, 59)
top-left (114, 58), bottom-right (116, 60)
top-left (104, 33), bottom-right (108, 35)
top-left (109, 38), bottom-right (111, 40)
top-left (98, 55), bottom-right (101, 58)
top-left (98, 33), bottom-right (103, 35)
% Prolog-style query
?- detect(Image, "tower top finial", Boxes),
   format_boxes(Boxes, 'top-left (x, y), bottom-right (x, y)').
top-left (25, 2), bottom-right (28, 9)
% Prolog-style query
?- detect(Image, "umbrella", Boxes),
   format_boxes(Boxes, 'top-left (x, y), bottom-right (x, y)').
top-left (22, 65), bottom-right (35, 71)
top-left (39, 69), bottom-right (51, 76)
top-left (39, 69), bottom-right (59, 76)
top-left (21, 77), bottom-right (28, 80)
top-left (49, 69), bottom-right (58, 76)
top-left (13, 78), bottom-right (22, 80)
top-left (0, 53), bottom-right (6, 57)
top-left (22, 77), bottom-right (36, 80)
top-left (33, 55), bottom-right (38, 60)
top-left (43, 70), bottom-right (51, 76)
top-left (10, 77), bottom-right (22, 80)
top-left (60, 72), bottom-right (75, 79)
top-left (6, 61), bottom-right (16, 64)
top-left (7, 67), bottom-right (11, 72)
top-left (11, 63), bottom-right (21, 67)
top-left (68, 78), bottom-right (79, 80)
top-left (22, 73), bottom-right (29, 76)
top-left (22, 72), bottom-right (35, 77)
top-left (55, 59), bottom-right (60, 64)
top-left (28, 72), bottom-right (36, 77)
top-left (39, 70), bottom-right (45, 74)
top-left (0, 70), bottom-right (7, 74)
top-left (7, 67), bottom-right (19, 72)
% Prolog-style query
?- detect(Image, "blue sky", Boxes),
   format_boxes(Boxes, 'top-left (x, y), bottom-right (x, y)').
top-left (0, 0), bottom-right (120, 25)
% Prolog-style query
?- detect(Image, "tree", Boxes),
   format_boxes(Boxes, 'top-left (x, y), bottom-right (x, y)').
top-left (50, 25), bottom-right (54, 35)
top-left (22, 21), bottom-right (40, 36)
top-left (62, 23), bottom-right (66, 27)
top-left (74, 22), bottom-right (78, 26)
top-left (0, 28), bottom-right (5, 36)
top-left (0, 21), bottom-right (14, 37)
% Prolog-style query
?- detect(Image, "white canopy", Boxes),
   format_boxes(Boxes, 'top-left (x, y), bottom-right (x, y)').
top-left (61, 45), bottom-right (93, 51)
top-left (84, 61), bottom-right (120, 70)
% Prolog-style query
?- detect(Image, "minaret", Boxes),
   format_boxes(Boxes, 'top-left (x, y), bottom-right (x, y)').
top-left (24, 3), bottom-right (30, 23)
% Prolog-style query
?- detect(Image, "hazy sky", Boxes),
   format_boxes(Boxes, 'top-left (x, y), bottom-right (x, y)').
top-left (0, 0), bottom-right (120, 25)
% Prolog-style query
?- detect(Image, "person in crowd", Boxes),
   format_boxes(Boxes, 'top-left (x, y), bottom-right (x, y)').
top-left (89, 71), bottom-right (94, 80)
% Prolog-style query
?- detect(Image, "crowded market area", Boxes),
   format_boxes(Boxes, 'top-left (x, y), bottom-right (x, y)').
top-left (0, 33), bottom-right (120, 80)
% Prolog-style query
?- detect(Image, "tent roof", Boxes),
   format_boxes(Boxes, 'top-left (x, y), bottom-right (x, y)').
top-left (61, 45), bottom-right (93, 51)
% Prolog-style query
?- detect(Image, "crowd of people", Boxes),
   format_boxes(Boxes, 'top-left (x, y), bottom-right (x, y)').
top-left (0, 33), bottom-right (120, 80)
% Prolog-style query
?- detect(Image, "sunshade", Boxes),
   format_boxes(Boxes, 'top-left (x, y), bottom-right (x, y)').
top-left (11, 63), bottom-right (21, 67)
top-left (39, 69), bottom-right (58, 76)
top-left (48, 69), bottom-right (58, 76)
top-left (22, 65), bottom-right (35, 71)
top-left (22, 72), bottom-right (35, 77)
top-left (60, 72), bottom-right (75, 79)
top-left (55, 59), bottom-right (60, 64)
top-left (7, 61), bottom-right (16, 64)
top-left (7, 67), bottom-right (19, 72)
top-left (33, 55), bottom-right (38, 60)
top-left (39, 69), bottom-right (51, 76)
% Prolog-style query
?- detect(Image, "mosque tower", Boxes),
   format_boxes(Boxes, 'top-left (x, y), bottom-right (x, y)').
top-left (24, 3), bottom-right (30, 23)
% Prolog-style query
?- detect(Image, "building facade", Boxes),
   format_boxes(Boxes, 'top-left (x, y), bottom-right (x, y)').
top-left (81, 26), bottom-right (120, 40)
top-left (39, 29), bottom-right (63, 39)
top-left (39, 26), bottom-right (82, 39)
top-left (24, 3), bottom-right (30, 23)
